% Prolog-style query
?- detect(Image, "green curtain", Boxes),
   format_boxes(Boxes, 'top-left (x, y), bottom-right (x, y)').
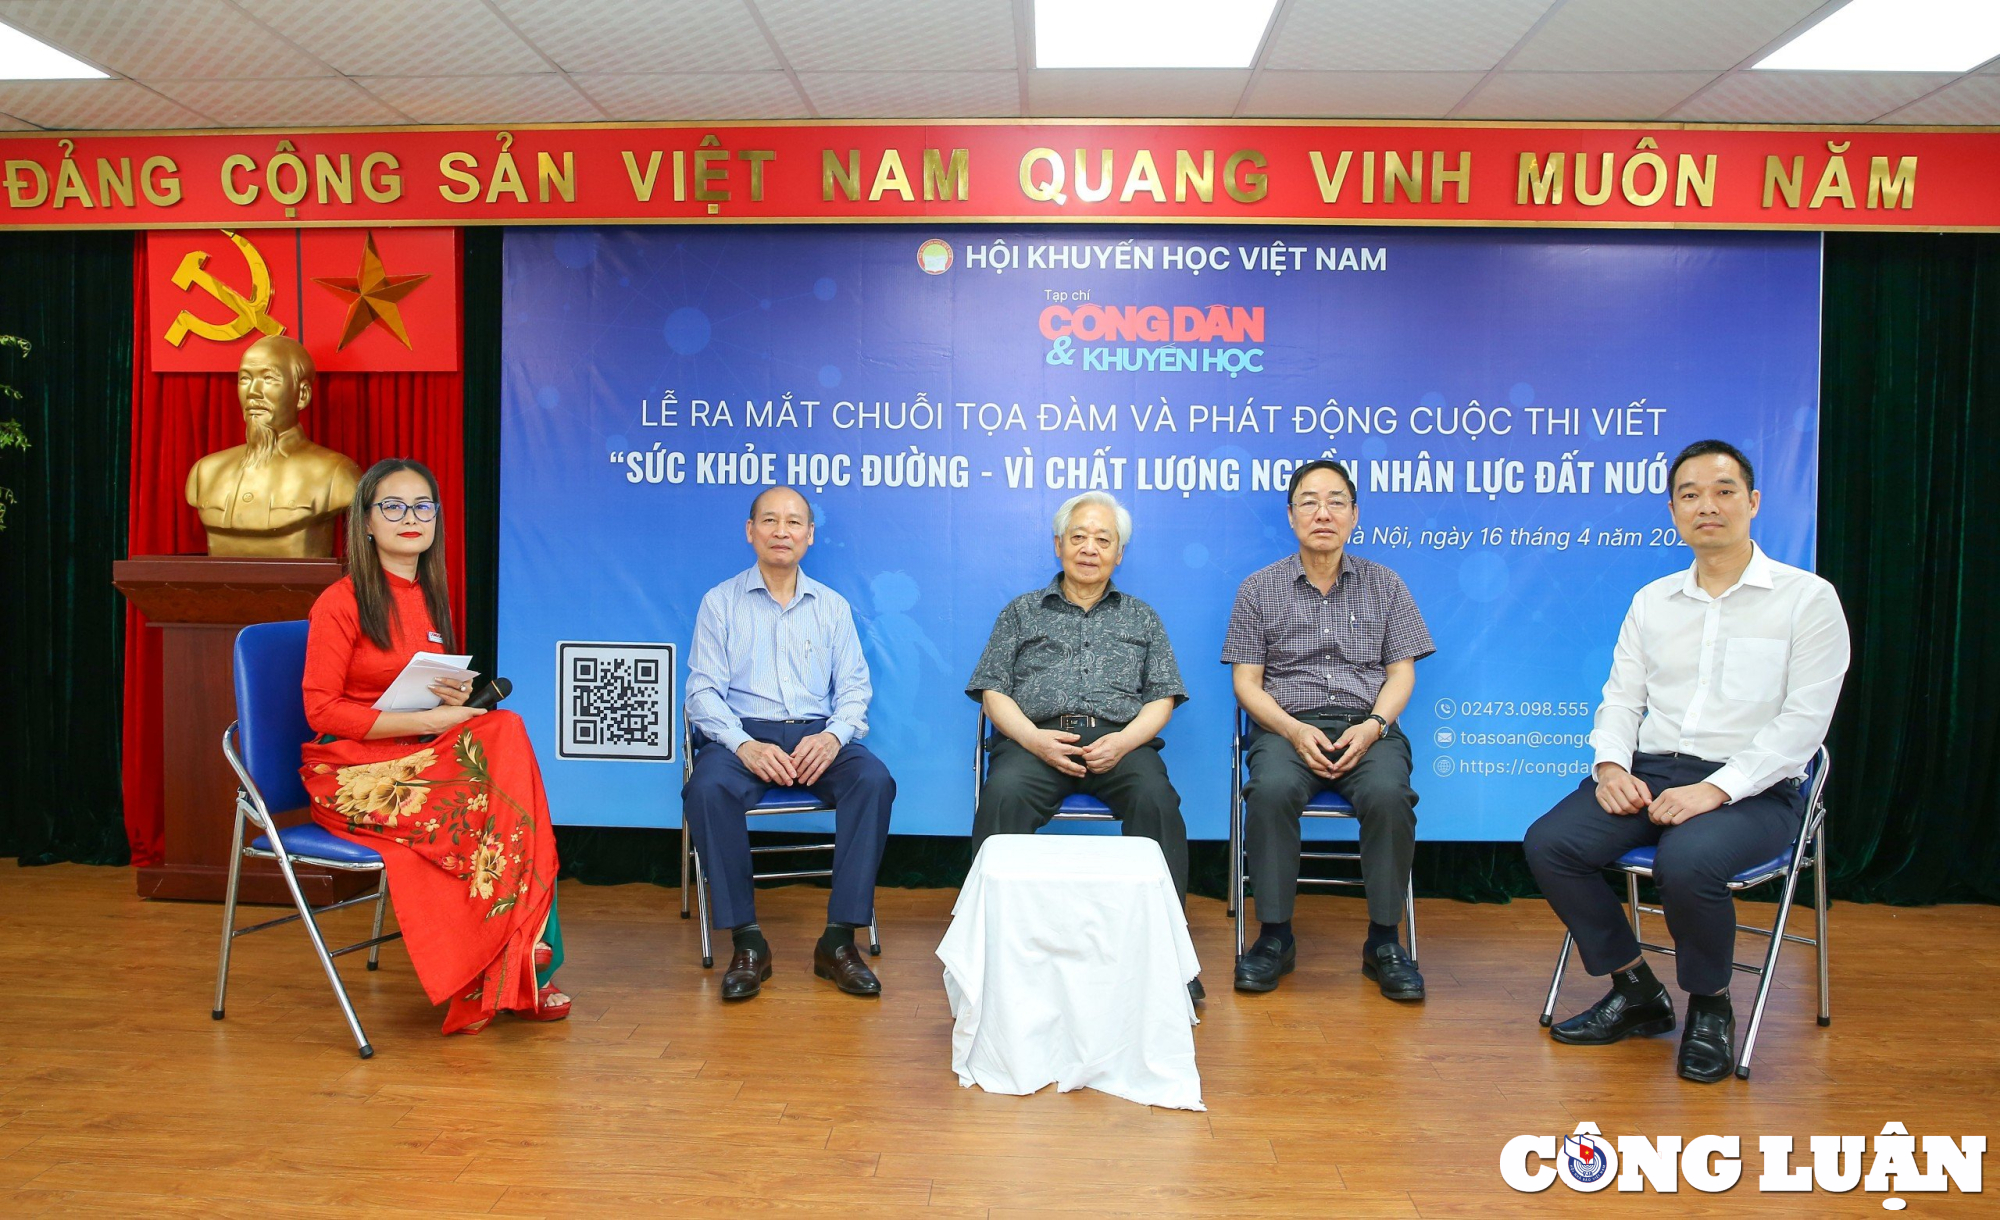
top-left (0, 230), bottom-right (134, 866)
top-left (6, 227), bottom-right (1996, 906)
top-left (462, 227), bottom-right (503, 674)
top-left (1815, 232), bottom-right (2000, 902)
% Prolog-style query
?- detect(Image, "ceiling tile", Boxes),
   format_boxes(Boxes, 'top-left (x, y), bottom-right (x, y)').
top-left (0, 80), bottom-right (214, 129)
top-left (493, 0), bottom-right (778, 74)
top-left (0, 0), bottom-right (335, 79)
top-left (1671, 71), bottom-right (1959, 124)
top-left (1879, 75), bottom-right (2000, 125)
top-left (572, 72), bottom-right (806, 121)
top-left (1458, 71), bottom-right (1713, 120)
top-left (757, 0), bottom-right (1017, 72)
top-left (1266, 0), bottom-right (1551, 72)
top-left (356, 74), bottom-right (599, 124)
top-left (798, 70), bottom-right (1017, 118)
top-left (1509, 0), bottom-right (1825, 72)
top-left (237, 0), bottom-right (547, 76)
top-left (1028, 69), bottom-right (1250, 117)
top-left (1243, 70), bottom-right (1485, 117)
top-left (149, 77), bottom-right (412, 127)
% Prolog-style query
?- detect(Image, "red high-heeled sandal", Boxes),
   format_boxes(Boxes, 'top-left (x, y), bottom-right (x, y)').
top-left (534, 941), bottom-right (553, 969)
top-left (522, 982), bottom-right (571, 1022)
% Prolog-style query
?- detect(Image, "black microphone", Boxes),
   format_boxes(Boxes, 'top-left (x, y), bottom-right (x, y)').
top-left (466, 676), bottom-right (512, 711)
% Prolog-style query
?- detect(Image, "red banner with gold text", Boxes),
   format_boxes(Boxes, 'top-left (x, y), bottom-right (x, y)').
top-left (1, 121), bottom-right (1995, 232)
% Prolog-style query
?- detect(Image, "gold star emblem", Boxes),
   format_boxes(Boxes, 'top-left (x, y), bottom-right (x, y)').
top-left (312, 232), bottom-right (431, 350)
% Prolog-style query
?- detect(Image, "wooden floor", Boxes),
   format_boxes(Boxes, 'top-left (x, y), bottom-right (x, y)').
top-left (0, 865), bottom-right (1993, 1217)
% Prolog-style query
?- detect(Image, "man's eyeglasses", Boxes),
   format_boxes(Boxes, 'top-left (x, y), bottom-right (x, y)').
top-left (373, 498), bottom-right (439, 523)
top-left (1290, 495), bottom-right (1353, 514)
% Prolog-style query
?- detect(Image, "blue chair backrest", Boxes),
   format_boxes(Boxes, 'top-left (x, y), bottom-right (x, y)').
top-left (234, 620), bottom-right (313, 814)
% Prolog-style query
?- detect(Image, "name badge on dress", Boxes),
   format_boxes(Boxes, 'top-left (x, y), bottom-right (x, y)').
top-left (428, 631), bottom-right (443, 643)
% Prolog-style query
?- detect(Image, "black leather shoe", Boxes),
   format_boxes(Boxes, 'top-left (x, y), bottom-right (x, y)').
top-left (1362, 942), bottom-right (1425, 1001)
top-left (1550, 986), bottom-right (1676, 1045)
top-left (814, 940), bottom-right (882, 995)
top-left (1188, 975), bottom-right (1206, 1003)
top-left (1234, 936), bottom-right (1297, 992)
top-left (1677, 1004), bottom-right (1737, 1083)
top-left (721, 944), bottom-right (772, 1001)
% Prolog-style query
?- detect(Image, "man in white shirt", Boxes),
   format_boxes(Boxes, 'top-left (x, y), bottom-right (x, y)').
top-left (1524, 440), bottom-right (1849, 1083)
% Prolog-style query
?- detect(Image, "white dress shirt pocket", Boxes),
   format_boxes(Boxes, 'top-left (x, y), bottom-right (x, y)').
top-left (1720, 637), bottom-right (1788, 703)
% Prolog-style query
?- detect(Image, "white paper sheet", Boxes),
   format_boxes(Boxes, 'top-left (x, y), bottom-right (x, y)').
top-left (370, 652), bottom-right (476, 712)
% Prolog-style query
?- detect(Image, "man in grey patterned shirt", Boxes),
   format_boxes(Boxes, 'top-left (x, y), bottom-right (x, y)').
top-left (967, 491), bottom-right (1192, 910)
top-left (1223, 460), bottom-right (1435, 1000)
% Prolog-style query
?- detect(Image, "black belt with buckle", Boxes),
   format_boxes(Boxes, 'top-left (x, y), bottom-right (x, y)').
top-left (1044, 713), bottom-right (1120, 731)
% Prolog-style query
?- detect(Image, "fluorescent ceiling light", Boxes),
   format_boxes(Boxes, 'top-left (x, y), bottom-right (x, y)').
top-left (1035, 0), bottom-right (1279, 69)
top-left (1755, 0), bottom-right (2000, 72)
top-left (0, 21), bottom-right (107, 79)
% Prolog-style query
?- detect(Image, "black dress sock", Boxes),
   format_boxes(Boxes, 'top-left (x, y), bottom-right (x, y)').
top-left (731, 923), bottom-right (768, 955)
top-left (817, 923), bottom-right (856, 955)
top-left (1688, 990), bottom-right (1732, 1017)
top-left (1364, 921), bottom-right (1400, 953)
top-left (1610, 960), bottom-right (1665, 1000)
top-left (1258, 920), bottom-right (1294, 947)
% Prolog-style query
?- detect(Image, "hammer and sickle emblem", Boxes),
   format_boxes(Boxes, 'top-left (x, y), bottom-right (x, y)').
top-left (164, 230), bottom-right (286, 347)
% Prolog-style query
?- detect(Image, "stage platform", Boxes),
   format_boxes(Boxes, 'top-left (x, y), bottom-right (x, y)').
top-left (0, 864), bottom-right (1992, 1216)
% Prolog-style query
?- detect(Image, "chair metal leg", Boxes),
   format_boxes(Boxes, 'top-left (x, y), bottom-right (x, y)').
top-left (212, 803), bottom-right (249, 1020)
top-left (1216, 800), bottom-right (1232, 920)
top-left (679, 819), bottom-right (692, 919)
top-left (1627, 872), bottom-right (1643, 940)
top-left (1541, 931), bottom-right (1574, 1026)
top-left (1735, 862), bottom-right (1807, 1080)
top-left (693, 844), bottom-right (713, 968)
top-left (1233, 831), bottom-right (1247, 959)
top-left (272, 844), bottom-right (374, 1058)
top-left (1403, 871), bottom-right (1419, 965)
top-left (1814, 827), bottom-right (1831, 1027)
top-left (867, 913), bottom-right (881, 956)
top-left (1226, 798), bottom-right (1240, 922)
top-left (366, 871), bottom-right (389, 970)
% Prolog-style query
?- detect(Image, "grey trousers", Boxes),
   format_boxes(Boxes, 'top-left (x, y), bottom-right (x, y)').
top-left (1242, 710), bottom-right (1416, 926)
top-left (1524, 752), bottom-right (1805, 995)
top-left (972, 722), bottom-right (1189, 901)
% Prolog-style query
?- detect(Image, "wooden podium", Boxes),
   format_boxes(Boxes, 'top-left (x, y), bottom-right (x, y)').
top-left (114, 556), bottom-right (371, 905)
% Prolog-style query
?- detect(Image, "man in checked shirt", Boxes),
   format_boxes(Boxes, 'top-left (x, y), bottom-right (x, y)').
top-left (967, 491), bottom-right (1195, 992)
top-left (1223, 459), bottom-right (1435, 1000)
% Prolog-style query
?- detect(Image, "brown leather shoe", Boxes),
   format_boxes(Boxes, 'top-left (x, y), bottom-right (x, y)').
top-left (813, 940), bottom-right (882, 995)
top-left (721, 944), bottom-right (772, 1000)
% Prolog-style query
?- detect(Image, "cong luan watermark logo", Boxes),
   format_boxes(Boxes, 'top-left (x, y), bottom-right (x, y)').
top-left (1502, 1122), bottom-right (1984, 1210)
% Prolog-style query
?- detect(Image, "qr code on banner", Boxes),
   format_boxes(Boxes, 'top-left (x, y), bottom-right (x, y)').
top-left (556, 642), bottom-right (675, 762)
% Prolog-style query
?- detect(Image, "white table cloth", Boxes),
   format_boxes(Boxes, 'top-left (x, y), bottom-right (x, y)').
top-left (936, 834), bottom-right (1204, 1111)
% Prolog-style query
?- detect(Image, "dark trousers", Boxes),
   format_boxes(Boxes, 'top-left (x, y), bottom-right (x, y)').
top-left (972, 722), bottom-right (1189, 901)
top-left (1524, 752), bottom-right (1805, 995)
top-left (1243, 710), bottom-right (1416, 927)
top-left (680, 718), bottom-right (895, 931)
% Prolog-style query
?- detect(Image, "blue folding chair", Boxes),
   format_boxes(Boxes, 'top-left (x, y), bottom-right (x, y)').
top-left (213, 620), bottom-right (401, 1060)
top-left (1537, 746), bottom-right (1833, 1080)
top-left (974, 711), bottom-right (1124, 833)
top-left (678, 723), bottom-right (880, 969)
top-left (1230, 708), bottom-right (1419, 961)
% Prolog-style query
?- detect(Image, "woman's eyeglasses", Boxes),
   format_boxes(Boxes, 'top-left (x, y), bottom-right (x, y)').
top-left (373, 498), bottom-right (439, 523)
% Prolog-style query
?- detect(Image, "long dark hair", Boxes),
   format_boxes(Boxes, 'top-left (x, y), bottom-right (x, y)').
top-left (346, 457), bottom-right (457, 653)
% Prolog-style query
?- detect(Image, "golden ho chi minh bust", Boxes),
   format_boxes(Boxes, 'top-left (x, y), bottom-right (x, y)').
top-left (185, 336), bottom-right (361, 558)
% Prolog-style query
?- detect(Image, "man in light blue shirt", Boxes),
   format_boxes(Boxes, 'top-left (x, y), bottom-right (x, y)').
top-left (684, 487), bottom-right (895, 1002)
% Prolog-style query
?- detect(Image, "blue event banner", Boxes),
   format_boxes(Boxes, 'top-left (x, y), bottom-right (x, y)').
top-left (499, 225), bottom-right (1821, 839)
